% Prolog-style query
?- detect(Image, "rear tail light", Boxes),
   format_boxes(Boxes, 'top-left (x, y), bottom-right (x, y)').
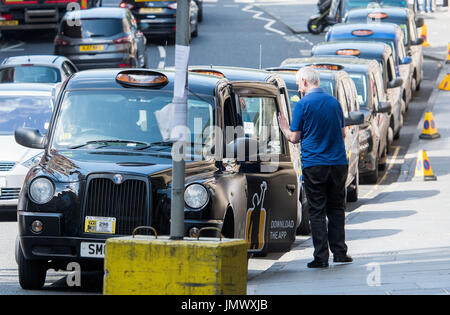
top-left (0, 14), bottom-right (12, 20)
top-left (119, 2), bottom-right (134, 9)
top-left (168, 3), bottom-right (177, 9)
top-left (119, 63), bottom-right (130, 67)
top-left (54, 36), bottom-right (71, 46)
top-left (113, 35), bottom-right (132, 44)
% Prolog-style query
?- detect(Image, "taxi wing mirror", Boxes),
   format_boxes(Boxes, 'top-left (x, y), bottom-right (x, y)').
top-left (344, 111), bottom-right (364, 126)
top-left (15, 127), bottom-right (46, 149)
top-left (375, 101), bottom-right (392, 114)
top-left (387, 77), bottom-right (403, 89)
top-left (225, 137), bottom-right (259, 162)
top-left (412, 37), bottom-right (424, 46)
top-left (415, 17), bottom-right (424, 28)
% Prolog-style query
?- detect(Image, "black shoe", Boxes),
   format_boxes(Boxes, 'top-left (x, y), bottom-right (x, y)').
top-left (307, 260), bottom-right (329, 268)
top-left (333, 255), bottom-right (353, 263)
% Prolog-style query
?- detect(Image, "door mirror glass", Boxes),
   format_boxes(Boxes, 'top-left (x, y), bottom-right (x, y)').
top-left (415, 17), bottom-right (424, 28)
top-left (401, 56), bottom-right (412, 65)
top-left (412, 37), bottom-right (424, 46)
top-left (15, 127), bottom-right (46, 149)
top-left (387, 77), bottom-right (403, 89)
top-left (375, 101), bottom-right (392, 114)
top-left (344, 111), bottom-right (364, 126)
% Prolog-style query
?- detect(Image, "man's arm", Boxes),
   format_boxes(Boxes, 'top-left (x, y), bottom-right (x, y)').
top-left (278, 112), bottom-right (301, 144)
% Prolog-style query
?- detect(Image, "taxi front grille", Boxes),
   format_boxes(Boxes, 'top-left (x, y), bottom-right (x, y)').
top-left (0, 162), bottom-right (16, 172)
top-left (0, 188), bottom-right (21, 200)
top-left (83, 176), bottom-right (149, 235)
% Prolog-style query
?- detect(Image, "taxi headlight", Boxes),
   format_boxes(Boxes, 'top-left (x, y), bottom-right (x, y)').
top-left (29, 177), bottom-right (54, 204)
top-left (184, 184), bottom-right (209, 209)
top-left (22, 152), bottom-right (44, 169)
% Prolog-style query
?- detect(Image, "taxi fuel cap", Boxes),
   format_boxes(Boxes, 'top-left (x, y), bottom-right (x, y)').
top-left (116, 70), bottom-right (169, 88)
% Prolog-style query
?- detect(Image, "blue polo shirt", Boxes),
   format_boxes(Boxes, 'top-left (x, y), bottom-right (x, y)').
top-left (290, 88), bottom-right (348, 169)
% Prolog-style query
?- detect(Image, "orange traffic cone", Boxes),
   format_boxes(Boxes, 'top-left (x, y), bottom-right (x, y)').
top-left (419, 112), bottom-right (440, 139)
top-left (438, 73), bottom-right (450, 91)
top-left (413, 150), bottom-right (437, 181)
top-left (420, 24), bottom-right (430, 47)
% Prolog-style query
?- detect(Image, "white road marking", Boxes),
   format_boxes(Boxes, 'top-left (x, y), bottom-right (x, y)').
top-left (242, 4), bottom-right (286, 36)
top-left (0, 41), bottom-right (25, 52)
top-left (157, 45), bottom-right (166, 69)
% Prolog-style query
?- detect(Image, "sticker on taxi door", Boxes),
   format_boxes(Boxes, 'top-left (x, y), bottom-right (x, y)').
top-left (246, 181), bottom-right (267, 252)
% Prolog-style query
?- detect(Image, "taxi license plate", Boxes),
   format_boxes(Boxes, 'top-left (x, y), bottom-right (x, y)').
top-left (139, 7), bottom-right (163, 13)
top-left (0, 20), bottom-right (18, 26)
top-left (80, 242), bottom-right (105, 258)
top-left (84, 216), bottom-right (116, 234)
top-left (79, 45), bottom-right (104, 52)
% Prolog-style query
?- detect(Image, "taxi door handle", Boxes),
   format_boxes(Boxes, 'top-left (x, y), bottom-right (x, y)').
top-left (286, 184), bottom-right (296, 195)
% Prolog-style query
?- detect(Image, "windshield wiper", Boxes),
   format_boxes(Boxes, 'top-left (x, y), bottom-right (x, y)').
top-left (135, 141), bottom-right (174, 150)
top-left (69, 140), bottom-right (149, 149)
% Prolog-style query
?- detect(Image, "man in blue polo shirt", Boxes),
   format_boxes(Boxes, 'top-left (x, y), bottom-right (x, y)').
top-left (278, 67), bottom-right (352, 268)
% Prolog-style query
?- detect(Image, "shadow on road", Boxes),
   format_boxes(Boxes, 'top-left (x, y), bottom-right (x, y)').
top-left (346, 210), bottom-right (417, 225)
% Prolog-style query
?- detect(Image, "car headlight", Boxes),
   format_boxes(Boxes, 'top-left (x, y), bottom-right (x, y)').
top-left (29, 177), bottom-right (54, 204)
top-left (21, 152), bottom-right (44, 169)
top-left (184, 184), bottom-right (209, 209)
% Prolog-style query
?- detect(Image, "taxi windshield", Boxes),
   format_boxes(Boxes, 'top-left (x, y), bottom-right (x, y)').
top-left (0, 93), bottom-right (52, 135)
top-left (342, 0), bottom-right (408, 15)
top-left (349, 74), bottom-right (368, 109)
top-left (52, 89), bottom-right (215, 151)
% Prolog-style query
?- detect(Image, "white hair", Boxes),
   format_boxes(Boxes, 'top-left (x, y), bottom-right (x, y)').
top-left (296, 67), bottom-right (320, 86)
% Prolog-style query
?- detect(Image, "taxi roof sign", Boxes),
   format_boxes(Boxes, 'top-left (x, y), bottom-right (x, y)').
top-left (368, 12), bottom-right (388, 19)
top-left (189, 69), bottom-right (225, 78)
top-left (310, 64), bottom-right (343, 71)
top-left (336, 49), bottom-right (361, 56)
top-left (352, 29), bottom-right (374, 36)
top-left (116, 70), bottom-right (169, 88)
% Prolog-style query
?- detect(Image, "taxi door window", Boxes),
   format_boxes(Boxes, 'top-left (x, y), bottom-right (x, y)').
top-left (238, 95), bottom-right (284, 155)
top-left (387, 55), bottom-right (395, 81)
top-left (374, 70), bottom-right (386, 102)
top-left (370, 74), bottom-right (379, 110)
top-left (343, 78), bottom-right (356, 112)
top-left (409, 16), bottom-right (417, 42)
top-left (336, 82), bottom-right (349, 118)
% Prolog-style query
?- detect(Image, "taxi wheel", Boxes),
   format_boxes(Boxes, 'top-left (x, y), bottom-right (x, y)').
top-left (296, 189), bottom-right (311, 235)
top-left (17, 243), bottom-right (47, 290)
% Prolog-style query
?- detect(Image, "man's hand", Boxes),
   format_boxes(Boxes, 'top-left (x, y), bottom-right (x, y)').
top-left (278, 112), bottom-right (301, 144)
top-left (278, 112), bottom-right (289, 133)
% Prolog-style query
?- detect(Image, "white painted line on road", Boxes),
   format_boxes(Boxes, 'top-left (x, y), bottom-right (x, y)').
top-left (0, 41), bottom-right (25, 52)
top-left (157, 45), bottom-right (166, 69)
top-left (242, 4), bottom-right (286, 36)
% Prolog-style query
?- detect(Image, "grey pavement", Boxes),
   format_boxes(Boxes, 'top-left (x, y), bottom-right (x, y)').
top-left (248, 4), bottom-right (450, 295)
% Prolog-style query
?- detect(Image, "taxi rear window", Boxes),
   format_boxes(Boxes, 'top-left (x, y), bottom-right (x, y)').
top-left (0, 66), bottom-right (61, 83)
top-left (61, 18), bottom-right (124, 38)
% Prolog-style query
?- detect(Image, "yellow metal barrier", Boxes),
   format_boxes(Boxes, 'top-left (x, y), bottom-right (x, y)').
top-left (103, 228), bottom-right (248, 295)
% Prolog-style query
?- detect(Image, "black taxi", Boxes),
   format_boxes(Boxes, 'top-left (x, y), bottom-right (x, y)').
top-left (344, 7), bottom-right (424, 92)
top-left (312, 41), bottom-right (405, 139)
top-left (279, 57), bottom-right (393, 184)
top-left (14, 68), bottom-right (310, 289)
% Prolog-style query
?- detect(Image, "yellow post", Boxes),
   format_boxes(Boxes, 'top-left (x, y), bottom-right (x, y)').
top-left (419, 112), bottom-right (440, 139)
top-left (420, 24), bottom-right (430, 47)
top-left (413, 150), bottom-right (437, 181)
top-left (103, 235), bottom-right (248, 295)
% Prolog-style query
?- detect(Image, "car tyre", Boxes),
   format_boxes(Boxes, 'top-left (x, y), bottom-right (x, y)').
top-left (346, 169), bottom-right (359, 202)
top-left (17, 242), bottom-right (47, 290)
top-left (296, 188), bottom-right (311, 235)
top-left (307, 19), bottom-right (325, 35)
top-left (192, 24), bottom-right (198, 38)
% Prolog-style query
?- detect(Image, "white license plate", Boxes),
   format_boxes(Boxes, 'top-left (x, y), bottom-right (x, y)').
top-left (80, 242), bottom-right (105, 258)
top-left (84, 216), bottom-right (116, 234)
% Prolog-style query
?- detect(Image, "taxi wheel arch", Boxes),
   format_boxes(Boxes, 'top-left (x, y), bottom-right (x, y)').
top-left (221, 206), bottom-right (235, 238)
top-left (17, 240), bottom-right (47, 290)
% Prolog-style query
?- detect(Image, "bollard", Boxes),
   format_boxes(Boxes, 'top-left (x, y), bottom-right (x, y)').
top-left (103, 227), bottom-right (248, 295)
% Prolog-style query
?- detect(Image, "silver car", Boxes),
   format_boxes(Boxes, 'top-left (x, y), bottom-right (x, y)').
top-left (54, 8), bottom-right (147, 70)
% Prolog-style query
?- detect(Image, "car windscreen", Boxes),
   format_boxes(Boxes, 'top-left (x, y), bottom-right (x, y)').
top-left (342, 0), bottom-right (408, 15)
top-left (0, 93), bottom-right (52, 135)
top-left (61, 18), bottom-right (124, 38)
top-left (349, 73), bottom-right (368, 109)
top-left (0, 66), bottom-right (61, 83)
top-left (288, 78), bottom-right (334, 111)
top-left (52, 89), bottom-right (215, 154)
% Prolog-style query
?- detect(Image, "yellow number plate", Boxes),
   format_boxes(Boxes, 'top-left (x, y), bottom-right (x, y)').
top-left (139, 7), bottom-right (163, 13)
top-left (84, 216), bottom-right (116, 234)
top-left (0, 20), bottom-right (19, 26)
top-left (79, 45), bottom-right (104, 52)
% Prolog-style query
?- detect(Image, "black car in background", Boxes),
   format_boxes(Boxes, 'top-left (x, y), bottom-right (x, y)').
top-left (14, 68), bottom-right (312, 289)
top-left (120, 0), bottom-right (199, 39)
top-left (54, 8), bottom-right (147, 70)
top-left (0, 55), bottom-right (77, 83)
